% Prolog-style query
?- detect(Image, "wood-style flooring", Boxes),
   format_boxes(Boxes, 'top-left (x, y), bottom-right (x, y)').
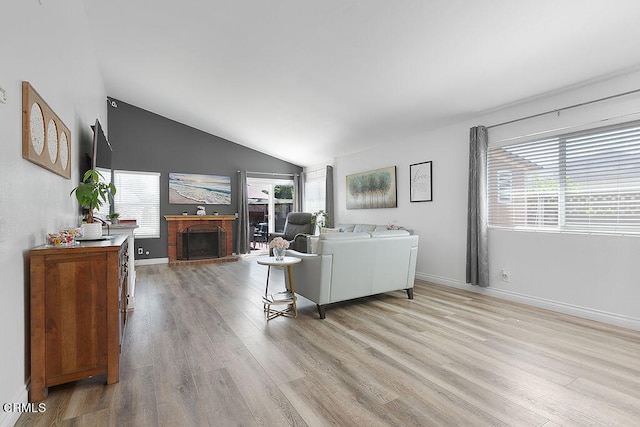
top-left (17, 255), bottom-right (640, 426)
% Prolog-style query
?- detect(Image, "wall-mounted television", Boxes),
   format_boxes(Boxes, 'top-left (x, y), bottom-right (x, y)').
top-left (92, 118), bottom-right (112, 170)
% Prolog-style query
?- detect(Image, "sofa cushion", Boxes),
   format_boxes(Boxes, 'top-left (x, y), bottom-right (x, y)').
top-left (353, 224), bottom-right (376, 233)
top-left (319, 232), bottom-right (370, 241)
top-left (369, 230), bottom-right (410, 238)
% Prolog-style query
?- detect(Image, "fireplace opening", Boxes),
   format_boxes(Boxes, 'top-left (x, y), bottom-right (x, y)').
top-left (177, 225), bottom-right (226, 260)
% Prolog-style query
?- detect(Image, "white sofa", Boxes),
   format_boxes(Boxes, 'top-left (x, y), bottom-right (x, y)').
top-left (285, 230), bottom-right (419, 318)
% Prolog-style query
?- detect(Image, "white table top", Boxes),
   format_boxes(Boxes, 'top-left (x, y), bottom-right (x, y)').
top-left (256, 256), bottom-right (302, 266)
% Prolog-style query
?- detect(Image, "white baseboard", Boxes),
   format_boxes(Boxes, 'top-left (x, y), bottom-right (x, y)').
top-left (0, 386), bottom-right (28, 427)
top-left (415, 272), bottom-right (640, 331)
top-left (134, 257), bottom-right (168, 266)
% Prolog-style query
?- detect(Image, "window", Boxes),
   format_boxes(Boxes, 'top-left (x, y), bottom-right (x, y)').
top-left (488, 121), bottom-right (640, 235)
top-left (496, 171), bottom-right (512, 204)
top-left (303, 168), bottom-right (326, 214)
top-left (113, 170), bottom-right (160, 238)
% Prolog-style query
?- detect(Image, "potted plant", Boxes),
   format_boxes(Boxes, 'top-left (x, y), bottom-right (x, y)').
top-left (70, 169), bottom-right (116, 238)
top-left (311, 210), bottom-right (329, 234)
top-left (108, 212), bottom-right (120, 224)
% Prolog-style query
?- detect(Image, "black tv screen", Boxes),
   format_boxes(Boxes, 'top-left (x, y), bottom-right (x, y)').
top-left (92, 118), bottom-right (112, 170)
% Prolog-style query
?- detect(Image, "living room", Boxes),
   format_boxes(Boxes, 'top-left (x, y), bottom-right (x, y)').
top-left (3, 1), bottom-right (640, 425)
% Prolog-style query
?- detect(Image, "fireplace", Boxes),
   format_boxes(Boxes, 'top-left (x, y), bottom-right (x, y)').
top-left (165, 214), bottom-right (238, 266)
top-left (177, 225), bottom-right (225, 260)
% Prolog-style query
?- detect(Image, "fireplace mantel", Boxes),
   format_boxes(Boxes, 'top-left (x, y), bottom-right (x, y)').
top-left (165, 215), bottom-right (237, 266)
top-left (165, 215), bottom-right (237, 221)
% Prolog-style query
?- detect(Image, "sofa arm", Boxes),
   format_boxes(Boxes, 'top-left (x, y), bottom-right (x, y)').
top-left (284, 250), bottom-right (333, 305)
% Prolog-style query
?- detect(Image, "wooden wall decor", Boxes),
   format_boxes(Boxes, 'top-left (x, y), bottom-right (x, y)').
top-left (22, 81), bottom-right (71, 179)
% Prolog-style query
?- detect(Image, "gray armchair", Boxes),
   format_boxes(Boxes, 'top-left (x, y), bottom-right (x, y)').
top-left (269, 212), bottom-right (314, 252)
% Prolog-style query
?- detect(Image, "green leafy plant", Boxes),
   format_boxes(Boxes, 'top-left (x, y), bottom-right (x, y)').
top-left (311, 210), bottom-right (329, 228)
top-left (70, 169), bottom-right (116, 224)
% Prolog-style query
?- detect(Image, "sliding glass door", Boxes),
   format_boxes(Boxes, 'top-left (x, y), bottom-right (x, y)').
top-left (247, 177), bottom-right (294, 249)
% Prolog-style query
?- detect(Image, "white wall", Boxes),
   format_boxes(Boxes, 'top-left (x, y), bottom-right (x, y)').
top-left (335, 69), bottom-right (640, 331)
top-left (0, 1), bottom-right (106, 425)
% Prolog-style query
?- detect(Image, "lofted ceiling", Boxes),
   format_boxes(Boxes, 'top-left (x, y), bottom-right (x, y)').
top-left (82, 0), bottom-right (640, 167)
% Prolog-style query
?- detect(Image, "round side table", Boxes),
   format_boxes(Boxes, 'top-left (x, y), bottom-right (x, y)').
top-left (257, 256), bottom-right (302, 320)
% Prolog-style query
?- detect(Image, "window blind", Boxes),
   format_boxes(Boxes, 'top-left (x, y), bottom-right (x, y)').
top-left (303, 168), bottom-right (326, 214)
top-left (488, 121), bottom-right (640, 235)
top-left (113, 170), bottom-right (160, 238)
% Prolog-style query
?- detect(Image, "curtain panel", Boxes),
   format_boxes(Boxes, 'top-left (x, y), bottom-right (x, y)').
top-left (236, 170), bottom-right (250, 255)
top-left (466, 126), bottom-right (490, 287)
top-left (325, 165), bottom-right (335, 228)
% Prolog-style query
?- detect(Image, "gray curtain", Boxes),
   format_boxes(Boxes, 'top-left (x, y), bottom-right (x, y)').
top-left (466, 126), bottom-right (489, 287)
top-left (236, 170), bottom-right (250, 254)
top-left (325, 165), bottom-right (334, 228)
top-left (293, 173), bottom-right (302, 212)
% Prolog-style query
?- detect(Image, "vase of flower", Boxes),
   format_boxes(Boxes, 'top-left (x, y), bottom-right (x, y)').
top-left (273, 247), bottom-right (286, 260)
top-left (269, 236), bottom-right (289, 260)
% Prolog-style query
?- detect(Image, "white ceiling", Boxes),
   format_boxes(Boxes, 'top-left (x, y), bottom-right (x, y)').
top-left (82, 0), bottom-right (640, 167)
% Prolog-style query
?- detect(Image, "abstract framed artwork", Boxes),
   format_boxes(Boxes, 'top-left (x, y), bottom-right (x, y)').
top-left (409, 161), bottom-right (432, 202)
top-left (346, 166), bottom-right (397, 209)
top-left (169, 173), bottom-right (231, 204)
top-left (22, 81), bottom-right (71, 179)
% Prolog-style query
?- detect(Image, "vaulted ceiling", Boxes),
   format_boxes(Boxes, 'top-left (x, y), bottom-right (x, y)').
top-left (83, 0), bottom-right (640, 167)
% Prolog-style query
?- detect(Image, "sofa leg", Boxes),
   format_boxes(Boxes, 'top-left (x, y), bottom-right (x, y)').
top-left (317, 304), bottom-right (326, 319)
top-left (406, 288), bottom-right (414, 299)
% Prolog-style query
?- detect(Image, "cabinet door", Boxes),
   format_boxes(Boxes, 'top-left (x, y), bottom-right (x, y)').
top-left (44, 253), bottom-right (108, 384)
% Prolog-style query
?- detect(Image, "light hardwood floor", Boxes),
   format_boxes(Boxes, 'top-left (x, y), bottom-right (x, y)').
top-left (17, 256), bottom-right (640, 426)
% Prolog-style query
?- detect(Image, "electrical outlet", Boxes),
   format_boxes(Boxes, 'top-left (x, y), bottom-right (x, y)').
top-left (500, 269), bottom-right (510, 282)
top-left (137, 247), bottom-right (143, 255)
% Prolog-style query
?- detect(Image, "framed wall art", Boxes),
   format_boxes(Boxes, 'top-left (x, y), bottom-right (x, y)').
top-left (169, 172), bottom-right (231, 204)
top-left (22, 81), bottom-right (71, 179)
top-left (410, 161), bottom-right (432, 202)
top-left (346, 166), bottom-right (397, 209)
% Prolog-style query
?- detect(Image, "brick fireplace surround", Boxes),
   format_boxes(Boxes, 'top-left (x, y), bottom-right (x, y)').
top-left (165, 215), bottom-right (238, 266)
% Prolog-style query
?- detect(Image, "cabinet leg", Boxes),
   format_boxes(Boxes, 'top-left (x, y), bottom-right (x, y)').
top-left (29, 383), bottom-right (47, 403)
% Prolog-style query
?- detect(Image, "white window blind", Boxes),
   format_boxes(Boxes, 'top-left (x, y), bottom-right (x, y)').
top-left (488, 121), bottom-right (640, 235)
top-left (113, 170), bottom-right (160, 238)
top-left (303, 168), bottom-right (326, 214)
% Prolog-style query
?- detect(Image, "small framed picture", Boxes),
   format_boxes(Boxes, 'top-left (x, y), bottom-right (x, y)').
top-left (409, 161), bottom-right (432, 202)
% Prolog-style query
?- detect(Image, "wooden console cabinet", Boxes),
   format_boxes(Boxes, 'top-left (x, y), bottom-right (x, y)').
top-left (29, 235), bottom-right (128, 402)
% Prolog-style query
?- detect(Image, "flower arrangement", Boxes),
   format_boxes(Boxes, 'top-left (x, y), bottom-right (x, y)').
top-left (269, 237), bottom-right (290, 249)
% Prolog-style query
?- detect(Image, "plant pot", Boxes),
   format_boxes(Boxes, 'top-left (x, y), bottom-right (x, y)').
top-left (81, 222), bottom-right (102, 240)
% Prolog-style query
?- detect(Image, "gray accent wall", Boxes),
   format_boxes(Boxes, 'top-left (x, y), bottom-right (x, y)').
top-left (107, 98), bottom-right (302, 259)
